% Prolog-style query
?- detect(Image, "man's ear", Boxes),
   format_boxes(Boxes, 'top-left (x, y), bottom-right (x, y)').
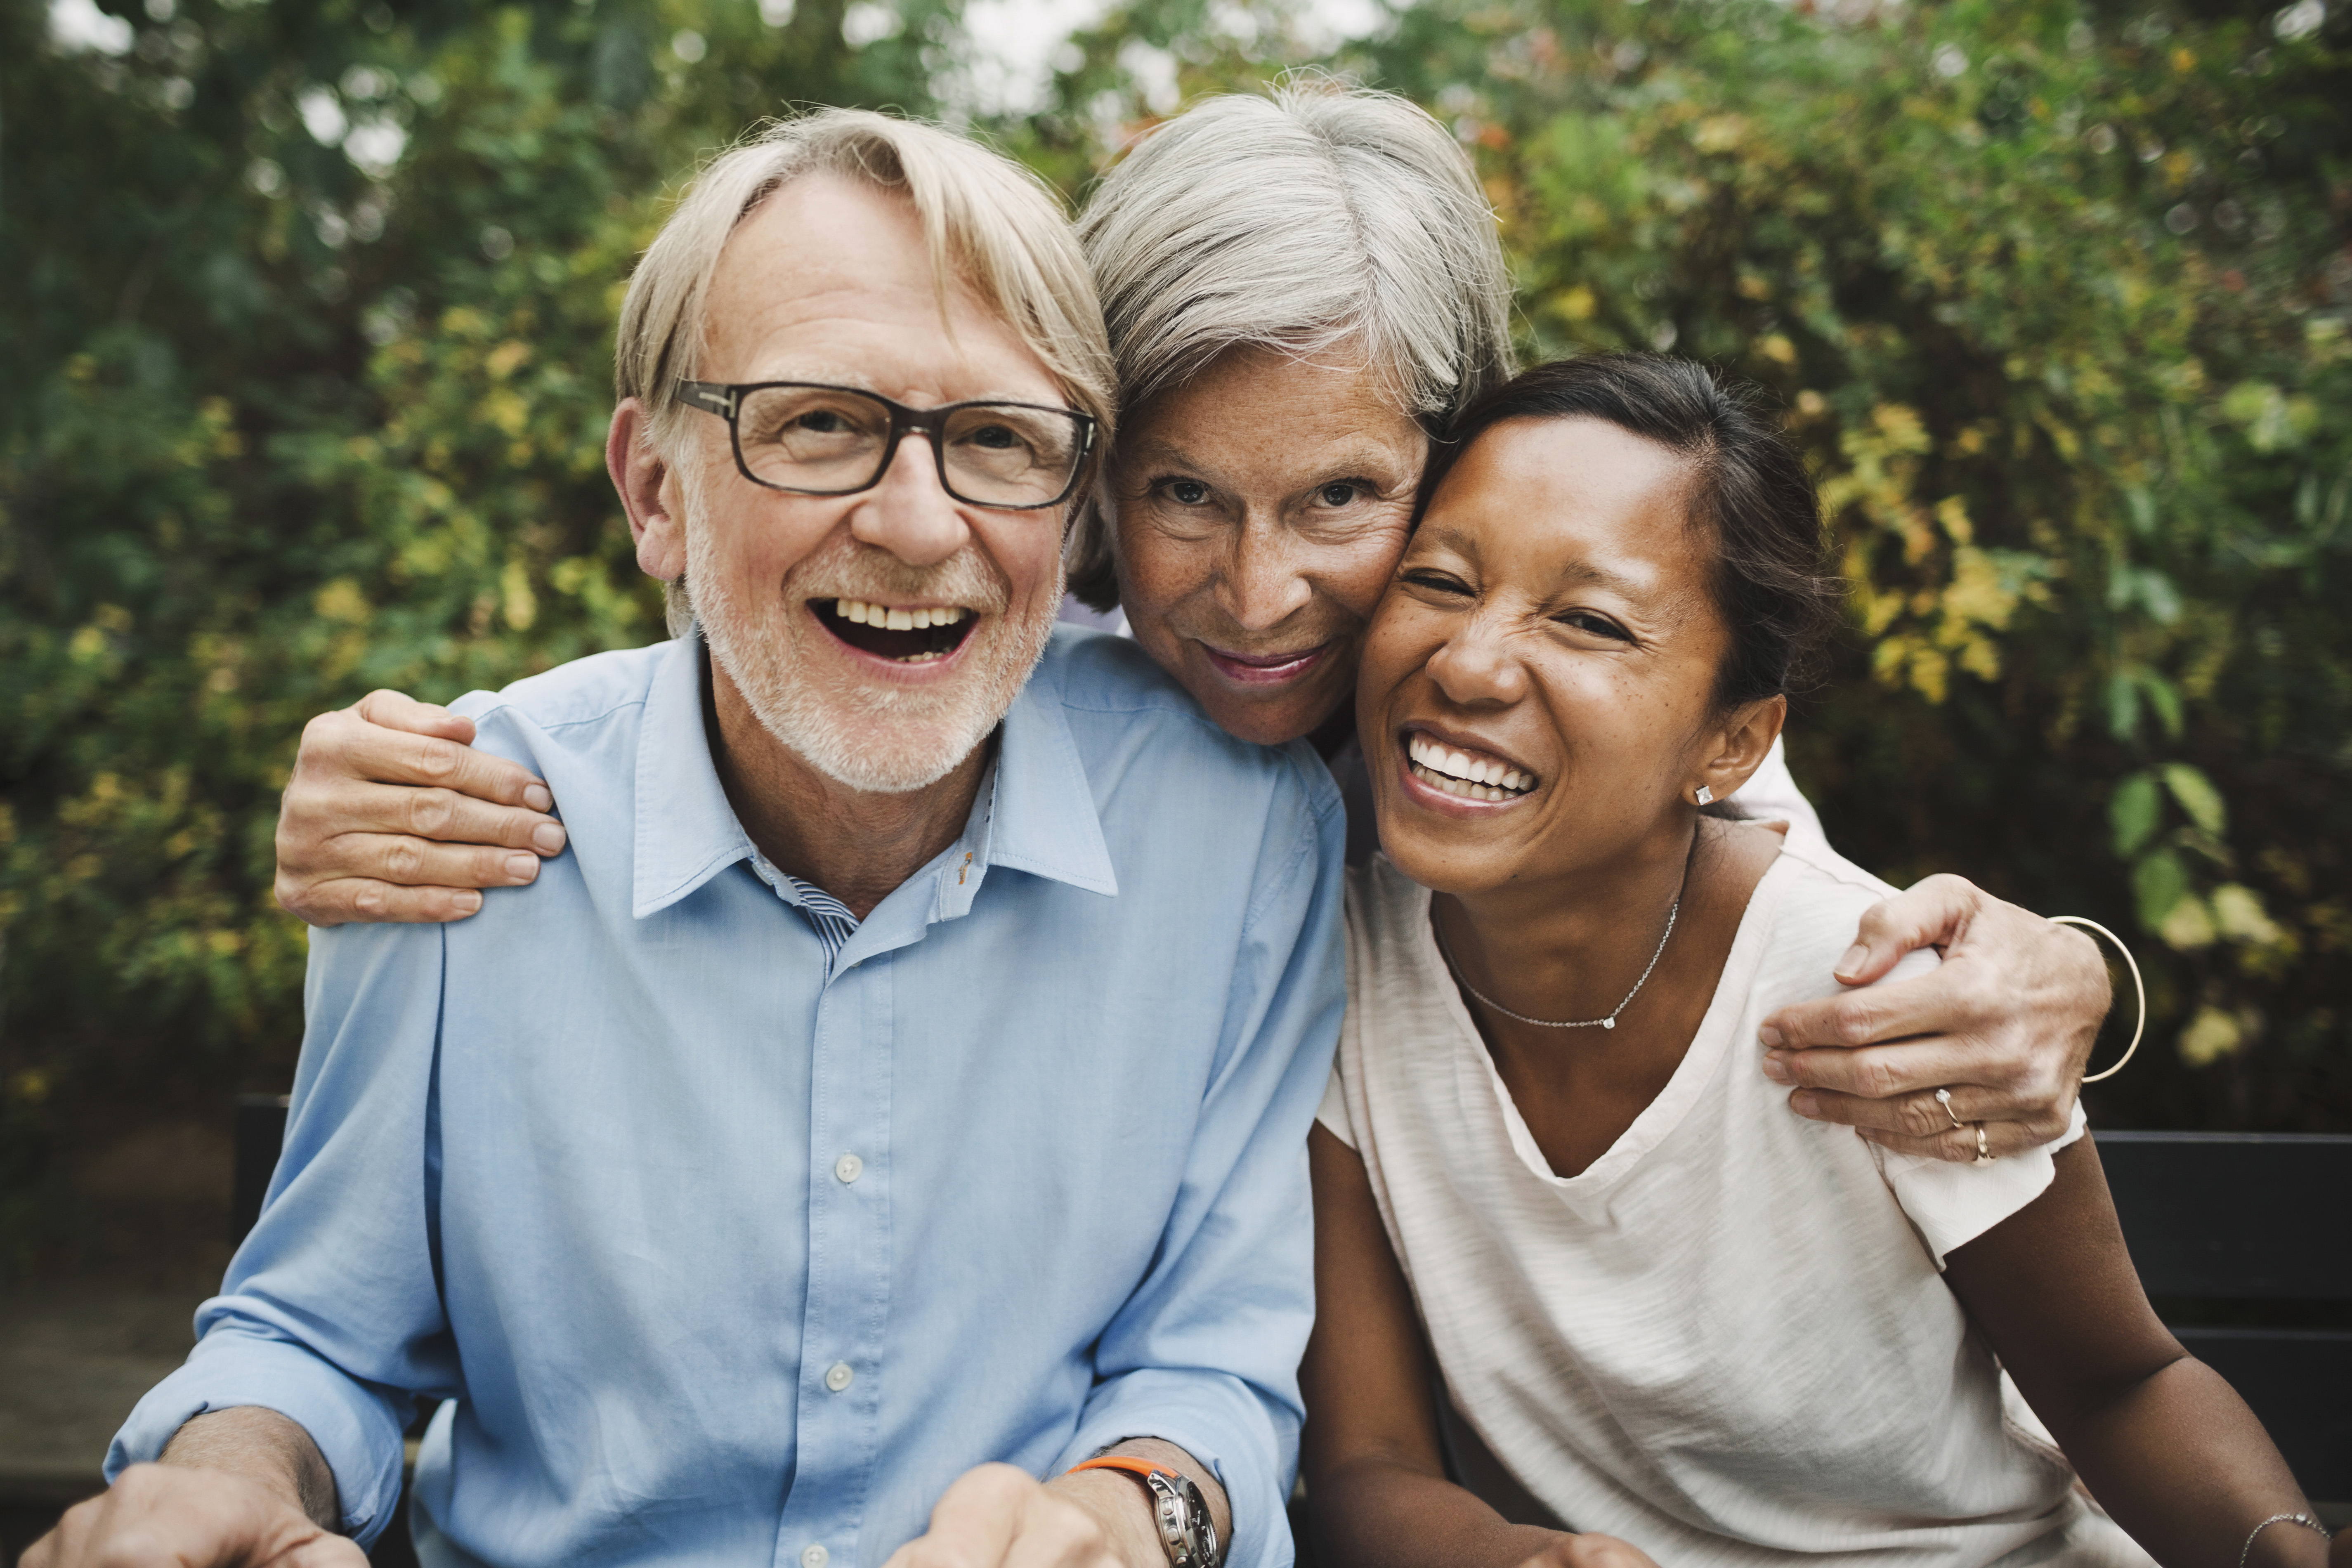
top-left (1696, 693), bottom-right (1788, 804)
top-left (607, 399), bottom-right (685, 582)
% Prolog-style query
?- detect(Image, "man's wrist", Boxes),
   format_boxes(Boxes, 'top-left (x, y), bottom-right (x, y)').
top-left (159, 1406), bottom-right (342, 1532)
top-left (1052, 1466), bottom-right (1183, 1568)
top-left (1049, 1439), bottom-right (1229, 1568)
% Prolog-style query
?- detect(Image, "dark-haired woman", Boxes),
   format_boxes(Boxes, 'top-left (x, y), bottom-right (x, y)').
top-left (1303, 356), bottom-right (2326, 1568)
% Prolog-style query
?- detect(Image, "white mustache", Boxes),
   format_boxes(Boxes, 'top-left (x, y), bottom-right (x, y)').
top-left (789, 546), bottom-right (1008, 618)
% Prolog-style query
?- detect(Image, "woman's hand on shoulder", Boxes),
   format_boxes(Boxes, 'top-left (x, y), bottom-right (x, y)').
top-left (1754, 873), bottom-right (2109, 1162)
top-left (1516, 1533), bottom-right (1662, 1568)
top-left (274, 690), bottom-right (567, 928)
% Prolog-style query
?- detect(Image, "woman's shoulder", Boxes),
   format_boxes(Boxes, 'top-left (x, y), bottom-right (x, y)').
top-left (1346, 855), bottom-right (1436, 957)
top-left (1745, 839), bottom-right (1940, 997)
top-left (1340, 856), bottom-right (1454, 1046)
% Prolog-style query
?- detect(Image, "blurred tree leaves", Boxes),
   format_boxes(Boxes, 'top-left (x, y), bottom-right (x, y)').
top-left (1329, 0), bottom-right (2350, 1129)
top-left (0, 0), bottom-right (968, 1256)
top-left (2, 0), bottom-right (2348, 1259)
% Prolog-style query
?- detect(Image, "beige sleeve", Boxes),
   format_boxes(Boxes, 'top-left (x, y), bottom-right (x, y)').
top-left (1882, 1101), bottom-right (2090, 1268)
top-left (1314, 1060), bottom-right (1356, 1150)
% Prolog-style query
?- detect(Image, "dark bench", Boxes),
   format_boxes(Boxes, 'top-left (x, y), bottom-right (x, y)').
top-left (2099, 1131), bottom-right (2352, 1503)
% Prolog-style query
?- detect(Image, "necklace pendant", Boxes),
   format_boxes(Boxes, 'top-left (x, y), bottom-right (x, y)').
top-left (1601, 1017), bottom-right (1615, 1030)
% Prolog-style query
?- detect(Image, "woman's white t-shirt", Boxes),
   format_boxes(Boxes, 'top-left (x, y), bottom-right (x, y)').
top-left (1317, 847), bottom-right (2146, 1568)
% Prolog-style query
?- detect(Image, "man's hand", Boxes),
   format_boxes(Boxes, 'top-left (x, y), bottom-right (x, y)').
top-left (1514, 1533), bottom-right (1662, 1568)
top-left (879, 1465), bottom-right (1127, 1568)
top-left (883, 1439), bottom-right (1228, 1568)
top-left (21, 1465), bottom-right (364, 1568)
top-left (1758, 873), bottom-right (2112, 1162)
top-left (275, 689), bottom-right (567, 928)
top-left (21, 1409), bottom-right (362, 1568)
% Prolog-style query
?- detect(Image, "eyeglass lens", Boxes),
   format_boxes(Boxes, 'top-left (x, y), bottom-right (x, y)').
top-left (734, 385), bottom-right (1083, 506)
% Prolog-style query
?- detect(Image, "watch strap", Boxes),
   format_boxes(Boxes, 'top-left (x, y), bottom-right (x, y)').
top-left (1064, 1457), bottom-right (1220, 1568)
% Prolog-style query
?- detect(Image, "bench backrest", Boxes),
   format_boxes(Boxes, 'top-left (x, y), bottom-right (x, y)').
top-left (2099, 1131), bottom-right (2352, 1500)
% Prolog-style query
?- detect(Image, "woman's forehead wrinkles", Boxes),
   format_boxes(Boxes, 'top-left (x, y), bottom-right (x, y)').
top-left (1124, 430), bottom-right (1417, 480)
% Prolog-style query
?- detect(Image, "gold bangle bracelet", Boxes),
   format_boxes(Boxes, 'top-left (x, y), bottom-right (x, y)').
top-left (2049, 916), bottom-right (2144, 1085)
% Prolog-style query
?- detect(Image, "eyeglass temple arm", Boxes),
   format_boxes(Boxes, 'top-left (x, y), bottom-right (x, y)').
top-left (678, 381), bottom-right (737, 418)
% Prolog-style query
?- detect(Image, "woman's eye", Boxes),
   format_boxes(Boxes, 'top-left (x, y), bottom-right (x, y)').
top-left (1557, 609), bottom-right (1633, 642)
top-left (1159, 479), bottom-right (1210, 506)
top-left (1401, 569), bottom-right (1471, 597)
top-left (1318, 482), bottom-right (1360, 508)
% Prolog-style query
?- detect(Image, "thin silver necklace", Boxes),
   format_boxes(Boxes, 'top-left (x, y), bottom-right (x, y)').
top-left (1433, 878), bottom-right (1685, 1031)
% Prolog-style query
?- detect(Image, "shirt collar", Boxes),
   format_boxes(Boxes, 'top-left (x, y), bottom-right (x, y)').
top-left (631, 627), bottom-right (1117, 921)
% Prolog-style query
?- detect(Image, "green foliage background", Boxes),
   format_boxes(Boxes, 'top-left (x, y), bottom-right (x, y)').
top-left (3, 0), bottom-right (2347, 1259)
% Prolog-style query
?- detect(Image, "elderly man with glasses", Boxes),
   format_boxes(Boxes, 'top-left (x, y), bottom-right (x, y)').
top-left (30, 112), bottom-right (1334, 1568)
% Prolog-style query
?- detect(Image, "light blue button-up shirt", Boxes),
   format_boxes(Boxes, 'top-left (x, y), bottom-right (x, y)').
top-left (111, 626), bottom-right (1345, 1568)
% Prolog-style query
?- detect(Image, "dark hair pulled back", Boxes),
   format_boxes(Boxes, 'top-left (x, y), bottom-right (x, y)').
top-left (1417, 353), bottom-right (1842, 710)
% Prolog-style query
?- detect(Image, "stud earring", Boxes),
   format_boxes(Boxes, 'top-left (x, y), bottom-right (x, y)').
top-left (1694, 785), bottom-right (1715, 805)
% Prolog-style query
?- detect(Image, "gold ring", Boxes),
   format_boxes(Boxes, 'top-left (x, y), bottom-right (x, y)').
top-left (1972, 1124), bottom-right (1995, 1166)
top-left (1934, 1088), bottom-right (1965, 1131)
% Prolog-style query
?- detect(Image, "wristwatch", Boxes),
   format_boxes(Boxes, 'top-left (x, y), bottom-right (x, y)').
top-left (1065, 1455), bottom-right (1222, 1568)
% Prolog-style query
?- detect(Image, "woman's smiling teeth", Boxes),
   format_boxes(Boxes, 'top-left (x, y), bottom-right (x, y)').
top-left (1406, 734), bottom-right (1536, 801)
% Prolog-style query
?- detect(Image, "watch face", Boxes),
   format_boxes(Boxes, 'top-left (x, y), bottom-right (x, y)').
top-left (1143, 1470), bottom-right (1217, 1568)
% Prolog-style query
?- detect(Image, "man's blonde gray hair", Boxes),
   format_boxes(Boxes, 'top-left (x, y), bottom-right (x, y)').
top-left (613, 109), bottom-right (1116, 630)
top-left (1066, 81), bottom-right (1517, 608)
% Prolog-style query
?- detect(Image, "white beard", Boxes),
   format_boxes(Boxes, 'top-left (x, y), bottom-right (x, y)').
top-left (684, 478), bottom-right (1060, 796)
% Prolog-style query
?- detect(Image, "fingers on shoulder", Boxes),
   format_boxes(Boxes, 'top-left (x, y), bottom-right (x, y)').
top-left (282, 878), bottom-right (485, 926)
top-left (1768, 983), bottom-right (1916, 1057)
top-left (1861, 873), bottom-right (1984, 947)
top-left (1777, 1027), bottom-right (1911, 1096)
top-left (1863, 1111), bottom-right (2066, 1162)
top-left (355, 688), bottom-right (472, 742)
top-left (294, 703), bottom-right (460, 789)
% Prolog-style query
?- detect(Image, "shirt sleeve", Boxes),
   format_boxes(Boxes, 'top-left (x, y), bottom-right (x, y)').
top-left (1729, 735), bottom-right (1832, 859)
top-left (1315, 1061), bottom-right (1355, 1150)
top-left (106, 921), bottom-right (462, 1547)
top-left (1054, 747), bottom-right (1347, 1568)
top-left (1878, 1101), bottom-right (2091, 1268)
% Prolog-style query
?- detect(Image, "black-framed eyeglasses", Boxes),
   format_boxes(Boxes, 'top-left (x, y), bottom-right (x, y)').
top-left (678, 380), bottom-right (1096, 511)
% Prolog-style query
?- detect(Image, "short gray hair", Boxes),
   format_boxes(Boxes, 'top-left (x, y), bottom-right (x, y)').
top-left (1067, 81), bottom-right (1517, 608)
top-left (613, 109), bottom-right (1116, 628)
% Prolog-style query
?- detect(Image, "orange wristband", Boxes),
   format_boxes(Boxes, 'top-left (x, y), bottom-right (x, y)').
top-left (1066, 1455), bottom-right (1175, 1483)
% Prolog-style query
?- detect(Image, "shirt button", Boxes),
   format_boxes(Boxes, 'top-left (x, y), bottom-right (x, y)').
top-left (801, 1546), bottom-right (829, 1568)
top-left (834, 1153), bottom-right (864, 1184)
top-left (824, 1361), bottom-right (855, 1393)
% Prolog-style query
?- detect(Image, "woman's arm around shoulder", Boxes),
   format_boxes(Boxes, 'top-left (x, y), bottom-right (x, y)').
top-left (1760, 871), bottom-right (2113, 1162)
top-left (1943, 1137), bottom-right (2326, 1568)
top-left (276, 690), bottom-right (568, 926)
top-left (1301, 1125), bottom-right (1657, 1568)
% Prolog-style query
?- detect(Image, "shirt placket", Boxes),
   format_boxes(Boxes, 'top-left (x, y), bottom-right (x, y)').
top-left (772, 906), bottom-right (898, 1568)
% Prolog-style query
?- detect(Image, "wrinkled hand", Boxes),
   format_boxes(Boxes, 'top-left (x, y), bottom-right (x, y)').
top-left (1514, 1532), bottom-right (1663, 1568)
top-left (274, 690), bottom-right (567, 927)
top-left (1758, 873), bottom-right (2111, 1162)
top-left (21, 1463), bottom-right (368, 1568)
top-left (878, 1464), bottom-right (1132, 1568)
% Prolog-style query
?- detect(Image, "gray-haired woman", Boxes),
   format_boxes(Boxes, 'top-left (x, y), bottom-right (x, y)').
top-left (271, 84), bottom-right (2106, 1164)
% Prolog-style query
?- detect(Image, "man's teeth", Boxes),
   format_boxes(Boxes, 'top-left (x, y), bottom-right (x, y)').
top-left (1407, 735), bottom-right (1534, 801)
top-left (834, 599), bottom-right (972, 629)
